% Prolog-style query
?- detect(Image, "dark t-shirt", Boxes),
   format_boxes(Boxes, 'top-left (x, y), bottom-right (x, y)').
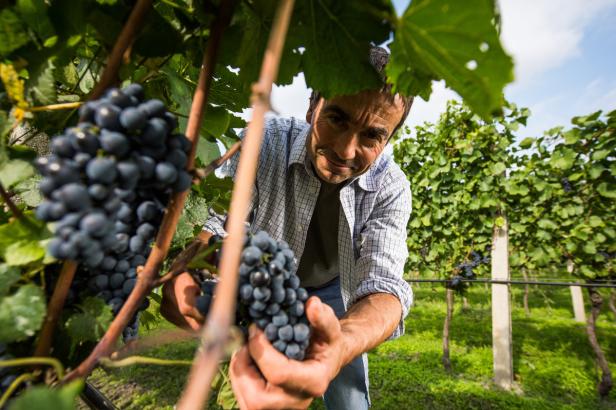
top-left (295, 178), bottom-right (343, 288)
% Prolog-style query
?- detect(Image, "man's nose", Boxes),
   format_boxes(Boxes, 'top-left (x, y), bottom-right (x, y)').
top-left (332, 130), bottom-right (359, 161)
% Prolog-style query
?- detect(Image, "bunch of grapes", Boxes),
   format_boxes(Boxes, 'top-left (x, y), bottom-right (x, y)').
top-left (35, 83), bottom-right (192, 340)
top-left (561, 177), bottom-right (573, 193)
top-left (448, 250), bottom-right (490, 290)
top-left (197, 231), bottom-right (312, 361)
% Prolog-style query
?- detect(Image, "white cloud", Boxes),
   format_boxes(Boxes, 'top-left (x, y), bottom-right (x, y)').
top-left (499, 0), bottom-right (614, 85)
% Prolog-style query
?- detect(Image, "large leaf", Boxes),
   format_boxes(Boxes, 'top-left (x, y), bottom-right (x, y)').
top-left (388, 0), bottom-right (513, 119)
top-left (0, 284), bottom-right (46, 342)
top-left (0, 264), bottom-right (21, 296)
top-left (0, 9), bottom-right (30, 57)
top-left (4, 240), bottom-right (46, 266)
top-left (0, 159), bottom-right (35, 189)
top-left (596, 183), bottom-right (616, 199)
top-left (65, 297), bottom-right (113, 346)
top-left (295, 0), bottom-right (393, 98)
top-left (0, 214), bottom-right (50, 256)
top-left (132, 9), bottom-right (183, 58)
top-left (28, 59), bottom-right (57, 105)
top-left (8, 380), bottom-right (83, 410)
top-left (218, 0), bottom-right (301, 88)
top-left (15, 0), bottom-right (56, 42)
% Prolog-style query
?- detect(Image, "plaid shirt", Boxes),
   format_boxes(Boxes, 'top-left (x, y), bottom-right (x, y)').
top-left (204, 116), bottom-right (413, 338)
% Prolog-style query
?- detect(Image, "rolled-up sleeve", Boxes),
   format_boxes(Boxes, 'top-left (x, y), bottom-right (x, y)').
top-left (352, 171), bottom-right (413, 340)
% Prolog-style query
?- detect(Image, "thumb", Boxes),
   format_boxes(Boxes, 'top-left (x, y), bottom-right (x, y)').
top-left (305, 296), bottom-right (340, 343)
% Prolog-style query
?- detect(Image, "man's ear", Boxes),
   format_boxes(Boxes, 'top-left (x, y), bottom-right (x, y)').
top-left (306, 105), bottom-right (314, 124)
top-left (306, 96), bottom-right (322, 124)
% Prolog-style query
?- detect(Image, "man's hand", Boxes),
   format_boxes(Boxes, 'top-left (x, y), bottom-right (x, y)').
top-left (160, 272), bottom-right (204, 331)
top-left (160, 231), bottom-right (213, 330)
top-left (230, 297), bottom-right (344, 410)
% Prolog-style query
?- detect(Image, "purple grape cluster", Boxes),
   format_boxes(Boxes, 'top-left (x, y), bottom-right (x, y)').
top-left (561, 177), bottom-right (573, 193)
top-left (197, 231), bottom-right (312, 361)
top-left (35, 83), bottom-right (192, 340)
top-left (448, 250), bottom-right (490, 290)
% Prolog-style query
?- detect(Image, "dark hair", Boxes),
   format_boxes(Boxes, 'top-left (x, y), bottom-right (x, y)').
top-left (308, 46), bottom-right (414, 138)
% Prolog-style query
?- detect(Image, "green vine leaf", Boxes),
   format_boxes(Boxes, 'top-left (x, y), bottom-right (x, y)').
top-left (0, 264), bottom-right (21, 296)
top-left (65, 297), bottom-right (114, 348)
top-left (0, 9), bottom-right (30, 57)
top-left (0, 159), bottom-right (35, 188)
top-left (295, 0), bottom-right (393, 98)
top-left (0, 283), bottom-right (46, 343)
top-left (388, 0), bottom-right (513, 119)
top-left (8, 380), bottom-right (84, 410)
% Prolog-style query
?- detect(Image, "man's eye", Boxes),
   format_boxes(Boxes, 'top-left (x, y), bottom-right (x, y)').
top-left (362, 132), bottom-right (382, 141)
top-left (328, 116), bottom-right (345, 125)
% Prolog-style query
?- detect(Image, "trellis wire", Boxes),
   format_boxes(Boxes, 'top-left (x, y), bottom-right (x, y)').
top-left (407, 278), bottom-right (616, 288)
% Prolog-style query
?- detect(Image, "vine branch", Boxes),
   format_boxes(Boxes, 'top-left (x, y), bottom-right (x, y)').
top-left (0, 357), bottom-right (65, 379)
top-left (63, 0), bottom-right (233, 383)
top-left (193, 140), bottom-right (242, 181)
top-left (99, 356), bottom-right (192, 368)
top-left (176, 1), bottom-right (295, 409)
top-left (0, 182), bottom-right (24, 220)
top-left (33, 261), bottom-right (78, 358)
top-left (90, 0), bottom-right (153, 99)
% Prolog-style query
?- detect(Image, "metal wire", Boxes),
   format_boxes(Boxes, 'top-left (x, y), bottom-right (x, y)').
top-left (407, 278), bottom-right (616, 288)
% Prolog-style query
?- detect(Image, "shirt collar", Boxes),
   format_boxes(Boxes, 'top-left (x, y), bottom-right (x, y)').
top-left (288, 121), bottom-right (310, 170)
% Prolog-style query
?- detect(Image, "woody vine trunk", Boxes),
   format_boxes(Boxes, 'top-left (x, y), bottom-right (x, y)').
top-left (586, 287), bottom-right (613, 398)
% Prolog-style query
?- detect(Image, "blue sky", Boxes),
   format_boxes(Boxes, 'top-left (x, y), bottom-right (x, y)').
top-left (269, 0), bottom-right (616, 139)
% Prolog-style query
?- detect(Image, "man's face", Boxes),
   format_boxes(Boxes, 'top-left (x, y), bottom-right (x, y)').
top-left (306, 89), bottom-right (405, 185)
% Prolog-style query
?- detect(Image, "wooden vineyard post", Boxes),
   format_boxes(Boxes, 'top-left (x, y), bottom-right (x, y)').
top-left (491, 216), bottom-right (513, 389)
top-left (567, 259), bottom-right (586, 323)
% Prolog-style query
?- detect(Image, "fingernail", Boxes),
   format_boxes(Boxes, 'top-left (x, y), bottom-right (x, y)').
top-left (248, 324), bottom-right (257, 339)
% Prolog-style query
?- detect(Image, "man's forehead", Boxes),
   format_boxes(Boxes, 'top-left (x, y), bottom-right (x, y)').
top-left (322, 91), bottom-right (405, 125)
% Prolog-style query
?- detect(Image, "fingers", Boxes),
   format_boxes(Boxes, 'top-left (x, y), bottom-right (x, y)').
top-left (305, 297), bottom-right (341, 344)
top-left (247, 325), bottom-right (331, 397)
top-left (230, 347), bottom-right (312, 410)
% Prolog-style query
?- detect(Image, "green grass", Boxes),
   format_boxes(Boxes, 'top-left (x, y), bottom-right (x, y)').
top-left (80, 285), bottom-right (616, 409)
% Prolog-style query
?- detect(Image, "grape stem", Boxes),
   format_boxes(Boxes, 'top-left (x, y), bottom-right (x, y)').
top-left (176, 1), bottom-right (295, 409)
top-left (89, 0), bottom-right (153, 100)
top-left (0, 357), bottom-right (65, 379)
top-left (99, 355), bottom-right (193, 368)
top-left (193, 140), bottom-right (242, 182)
top-left (0, 372), bottom-right (36, 407)
top-left (27, 102), bottom-right (83, 112)
top-left (33, 260), bottom-right (78, 358)
top-left (0, 182), bottom-right (25, 220)
top-left (62, 0), bottom-right (233, 384)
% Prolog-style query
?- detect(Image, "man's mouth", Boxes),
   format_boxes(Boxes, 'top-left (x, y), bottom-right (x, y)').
top-left (323, 155), bottom-right (353, 173)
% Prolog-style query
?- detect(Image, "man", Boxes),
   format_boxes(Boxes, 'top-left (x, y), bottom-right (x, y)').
top-left (161, 47), bottom-right (414, 409)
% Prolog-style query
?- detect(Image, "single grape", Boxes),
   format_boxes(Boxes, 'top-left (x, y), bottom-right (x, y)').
top-left (100, 130), bottom-right (130, 157)
top-left (137, 201), bottom-right (158, 222)
top-left (285, 343), bottom-right (304, 361)
top-left (139, 99), bottom-right (166, 117)
top-left (293, 323), bottom-right (310, 343)
top-left (107, 88), bottom-right (132, 107)
top-left (272, 311), bottom-right (288, 327)
top-left (95, 103), bottom-right (122, 131)
top-left (86, 158), bottom-right (118, 184)
top-left (272, 340), bottom-right (287, 353)
top-left (141, 118), bottom-right (168, 146)
top-left (242, 246), bottom-right (262, 266)
top-left (110, 273), bottom-right (125, 289)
